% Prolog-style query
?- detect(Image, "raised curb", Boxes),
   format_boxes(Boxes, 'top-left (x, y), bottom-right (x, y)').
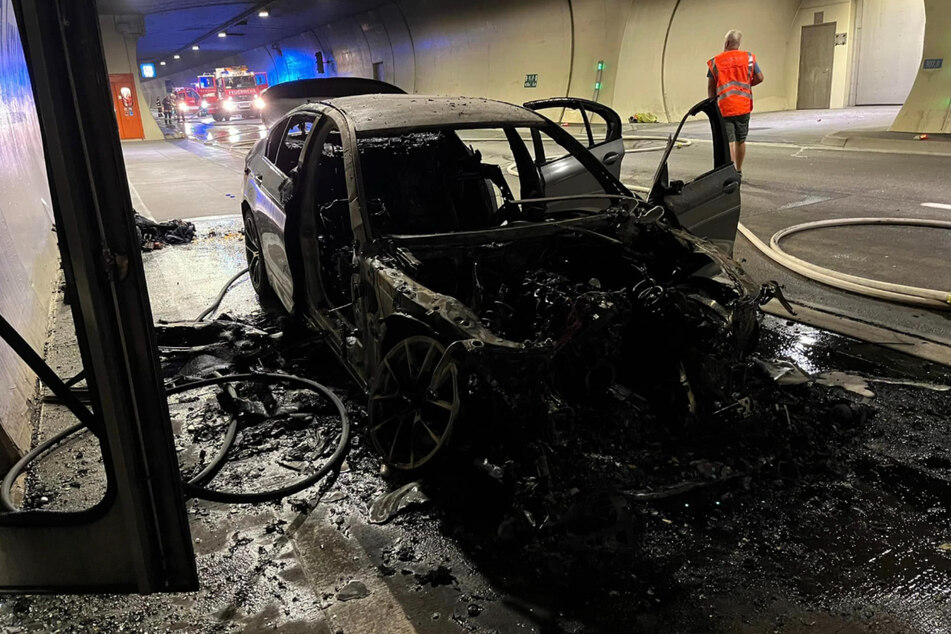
top-left (820, 130), bottom-right (951, 156)
top-left (762, 299), bottom-right (951, 368)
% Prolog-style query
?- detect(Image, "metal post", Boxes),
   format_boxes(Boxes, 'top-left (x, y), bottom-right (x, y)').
top-left (0, 0), bottom-right (197, 593)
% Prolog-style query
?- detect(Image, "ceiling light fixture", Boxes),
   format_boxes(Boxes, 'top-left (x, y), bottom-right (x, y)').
top-left (160, 61), bottom-right (166, 65)
top-left (192, 45), bottom-right (200, 51)
top-left (218, 31), bottom-right (227, 38)
top-left (258, 10), bottom-right (269, 17)
top-left (173, 54), bottom-right (180, 59)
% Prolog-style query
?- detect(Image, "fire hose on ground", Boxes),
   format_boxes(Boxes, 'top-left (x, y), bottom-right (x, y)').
top-left (0, 268), bottom-right (350, 513)
top-left (617, 134), bottom-right (951, 311)
top-left (630, 178), bottom-right (951, 312)
top-left (736, 218), bottom-right (951, 311)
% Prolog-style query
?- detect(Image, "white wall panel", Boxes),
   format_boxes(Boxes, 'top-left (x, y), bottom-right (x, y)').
top-left (316, 17), bottom-right (374, 77)
top-left (854, 0), bottom-right (925, 105)
top-left (358, 9), bottom-right (396, 84)
top-left (375, 3), bottom-right (416, 92)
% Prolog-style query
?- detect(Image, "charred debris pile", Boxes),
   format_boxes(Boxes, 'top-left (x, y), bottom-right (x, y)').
top-left (156, 307), bottom-right (869, 527)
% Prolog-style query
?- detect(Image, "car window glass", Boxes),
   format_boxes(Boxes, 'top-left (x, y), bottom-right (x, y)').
top-left (584, 109), bottom-right (609, 146)
top-left (265, 120), bottom-right (288, 164)
top-left (527, 127), bottom-right (584, 167)
top-left (275, 116), bottom-right (315, 174)
top-left (523, 107), bottom-right (573, 163)
top-left (664, 111), bottom-right (712, 185)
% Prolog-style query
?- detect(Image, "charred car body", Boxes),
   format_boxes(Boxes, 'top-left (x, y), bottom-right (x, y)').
top-left (243, 94), bottom-right (774, 470)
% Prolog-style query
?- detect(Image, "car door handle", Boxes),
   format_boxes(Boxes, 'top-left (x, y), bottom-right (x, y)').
top-left (723, 179), bottom-right (739, 194)
top-left (602, 152), bottom-right (620, 166)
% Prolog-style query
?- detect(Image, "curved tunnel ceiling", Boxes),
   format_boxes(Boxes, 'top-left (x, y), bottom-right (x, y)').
top-left (98, 0), bottom-right (387, 76)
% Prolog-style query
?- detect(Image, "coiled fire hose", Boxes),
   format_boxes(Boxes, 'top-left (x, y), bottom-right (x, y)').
top-left (0, 269), bottom-right (349, 513)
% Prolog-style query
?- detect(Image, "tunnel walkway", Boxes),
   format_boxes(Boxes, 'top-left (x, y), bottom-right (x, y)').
top-left (122, 139), bottom-right (246, 221)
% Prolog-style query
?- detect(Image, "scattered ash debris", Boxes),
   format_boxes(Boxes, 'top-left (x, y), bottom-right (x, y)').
top-left (7, 305), bottom-right (951, 632)
top-left (147, 312), bottom-right (951, 630)
top-left (134, 212), bottom-right (196, 251)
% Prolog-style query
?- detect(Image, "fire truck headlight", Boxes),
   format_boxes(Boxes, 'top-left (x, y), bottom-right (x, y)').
top-left (253, 96), bottom-right (265, 110)
top-left (223, 99), bottom-right (237, 112)
top-left (201, 100), bottom-right (209, 109)
top-left (178, 103), bottom-right (188, 112)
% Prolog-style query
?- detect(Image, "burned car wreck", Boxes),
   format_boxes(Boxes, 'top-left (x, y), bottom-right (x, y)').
top-left (243, 94), bottom-right (776, 470)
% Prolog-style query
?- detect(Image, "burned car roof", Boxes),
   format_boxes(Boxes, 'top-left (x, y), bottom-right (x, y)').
top-left (312, 94), bottom-right (547, 135)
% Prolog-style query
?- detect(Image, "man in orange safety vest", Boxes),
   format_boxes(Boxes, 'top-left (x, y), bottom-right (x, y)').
top-left (707, 30), bottom-right (764, 175)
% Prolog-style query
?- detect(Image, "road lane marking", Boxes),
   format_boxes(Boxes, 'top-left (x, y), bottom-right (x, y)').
top-left (921, 202), bottom-right (951, 210)
top-left (127, 180), bottom-right (155, 220)
top-left (777, 195), bottom-right (832, 210)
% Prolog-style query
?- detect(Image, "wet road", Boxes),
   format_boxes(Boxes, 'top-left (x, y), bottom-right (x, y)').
top-left (181, 114), bottom-right (267, 155)
top-left (3, 220), bottom-right (951, 633)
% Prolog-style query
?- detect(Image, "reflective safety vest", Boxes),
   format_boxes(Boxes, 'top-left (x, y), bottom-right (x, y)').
top-left (707, 50), bottom-right (756, 117)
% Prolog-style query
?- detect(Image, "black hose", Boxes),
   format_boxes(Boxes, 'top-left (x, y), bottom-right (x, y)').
top-left (45, 266), bottom-right (249, 405)
top-left (1, 267), bottom-right (347, 512)
top-left (185, 378), bottom-right (239, 488)
top-left (0, 373), bottom-right (350, 511)
top-left (195, 267), bottom-right (249, 321)
top-left (0, 421), bottom-right (86, 512)
top-left (172, 373), bottom-right (350, 504)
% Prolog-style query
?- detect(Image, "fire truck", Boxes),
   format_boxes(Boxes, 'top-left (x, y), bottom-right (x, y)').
top-left (195, 66), bottom-right (268, 122)
top-left (172, 86), bottom-right (204, 116)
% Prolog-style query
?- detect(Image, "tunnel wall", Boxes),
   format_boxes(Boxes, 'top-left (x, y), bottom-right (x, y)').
top-left (613, 0), bottom-right (801, 122)
top-left (783, 0), bottom-right (856, 111)
top-left (144, 0), bottom-right (635, 121)
top-left (143, 0), bottom-right (930, 125)
top-left (892, 0), bottom-right (950, 133)
top-left (0, 0), bottom-right (59, 469)
top-left (852, 0), bottom-right (925, 106)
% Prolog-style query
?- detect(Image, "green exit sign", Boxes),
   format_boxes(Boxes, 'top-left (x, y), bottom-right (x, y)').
top-left (524, 73), bottom-right (538, 88)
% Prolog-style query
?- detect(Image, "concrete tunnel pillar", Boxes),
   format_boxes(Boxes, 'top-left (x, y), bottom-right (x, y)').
top-left (891, 0), bottom-right (951, 133)
top-left (99, 14), bottom-right (164, 141)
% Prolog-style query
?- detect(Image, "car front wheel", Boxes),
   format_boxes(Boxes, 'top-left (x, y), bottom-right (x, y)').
top-left (369, 336), bottom-right (461, 470)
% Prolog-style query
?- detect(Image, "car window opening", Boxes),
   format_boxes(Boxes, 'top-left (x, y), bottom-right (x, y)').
top-left (337, 126), bottom-right (623, 237)
top-left (314, 130), bottom-right (353, 307)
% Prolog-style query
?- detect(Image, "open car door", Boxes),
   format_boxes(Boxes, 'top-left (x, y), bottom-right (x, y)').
top-left (523, 98), bottom-right (624, 198)
top-left (649, 99), bottom-right (741, 255)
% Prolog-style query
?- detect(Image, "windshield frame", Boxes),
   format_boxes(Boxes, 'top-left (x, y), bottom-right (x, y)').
top-left (350, 119), bottom-right (633, 243)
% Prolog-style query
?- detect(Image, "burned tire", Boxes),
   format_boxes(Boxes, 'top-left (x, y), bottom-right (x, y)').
top-left (369, 336), bottom-right (460, 470)
top-left (243, 212), bottom-right (276, 301)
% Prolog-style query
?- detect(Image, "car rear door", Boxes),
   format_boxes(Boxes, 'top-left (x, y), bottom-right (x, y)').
top-left (523, 98), bottom-right (624, 197)
top-left (247, 116), bottom-right (303, 307)
top-left (649, 99), bottom-right (741, 255)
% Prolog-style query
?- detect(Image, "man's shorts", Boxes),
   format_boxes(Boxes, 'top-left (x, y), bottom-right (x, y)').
top-left (723, 113), bottom-right (751, 143)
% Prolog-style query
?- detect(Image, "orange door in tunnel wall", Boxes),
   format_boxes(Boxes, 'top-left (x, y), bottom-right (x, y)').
top-left (109, 73), bottom-right (144, 140)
